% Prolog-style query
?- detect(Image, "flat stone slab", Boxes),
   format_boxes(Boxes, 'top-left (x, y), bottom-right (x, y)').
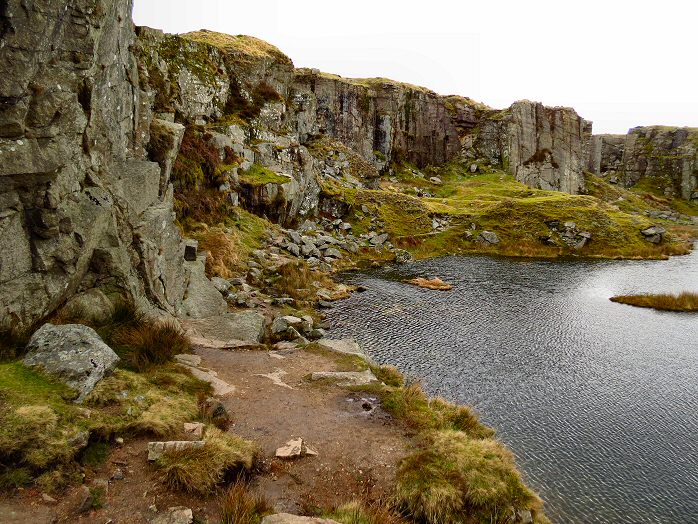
top-left (262, 514), bottom-right (339, 524)
top-left (255, 368), bottom-right (293, 389)
top-left (178, 363), bottom-right (235, 396)
top-left (147, 441), bottom-right (204, 461)
top-left (185, 311), bottom-right (265, 348)
top-left (183, 422), bottom-right (204, 439)
top-left (310, 370), bottom-right (379, 386)
top-left (174, 354), bottom-right (201, 367)
top-left (316, 338), bottom-right (368, 359)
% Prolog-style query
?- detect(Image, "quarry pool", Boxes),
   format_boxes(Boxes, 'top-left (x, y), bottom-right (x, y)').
top-left (326, 249), bottom-right (698, 523)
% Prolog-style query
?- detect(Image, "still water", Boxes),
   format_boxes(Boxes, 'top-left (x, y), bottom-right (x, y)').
top-left (327, 249), bottom-right (698, 523)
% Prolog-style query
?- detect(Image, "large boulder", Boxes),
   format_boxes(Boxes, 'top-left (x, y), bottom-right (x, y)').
top-left (23, 324), bottom-right (120, 402)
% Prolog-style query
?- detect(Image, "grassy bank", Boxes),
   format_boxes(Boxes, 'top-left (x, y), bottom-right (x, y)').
top-left (0, 304), bottom-right (257, 495)
top-left (610, 292), bottom-right (698, 312)
top-left (325, 161), bottom-right (695, 262)
top-left (310, 349), bottom-right (548, 523)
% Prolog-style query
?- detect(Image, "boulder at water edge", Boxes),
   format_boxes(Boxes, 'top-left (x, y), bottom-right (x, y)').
top-left (23, 323), bottom-right (120, 402)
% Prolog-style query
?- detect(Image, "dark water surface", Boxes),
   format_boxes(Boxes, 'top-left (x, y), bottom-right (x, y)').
top-left (326, 249), bottom-right (698, 523)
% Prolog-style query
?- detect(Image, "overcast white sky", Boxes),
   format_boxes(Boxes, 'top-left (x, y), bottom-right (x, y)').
top-left (133, 0), bottom-right (697, 134)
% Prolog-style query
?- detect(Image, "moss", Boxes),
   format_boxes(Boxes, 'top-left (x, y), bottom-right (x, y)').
top-left (326, 160), bottom-right (693, 261)
top-left (239, 163), bottom-right (290, 186)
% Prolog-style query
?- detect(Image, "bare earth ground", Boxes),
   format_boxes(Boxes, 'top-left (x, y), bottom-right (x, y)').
top-left (0, 344), bottom-right (410, 523)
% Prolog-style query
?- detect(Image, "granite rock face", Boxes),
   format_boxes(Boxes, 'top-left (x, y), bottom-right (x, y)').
top-left (0, 0), bottom-right (223, 329)
top-left (589, 127), bottom-right (698, 200)
top-left (23, 323), bottom-right (120, 401)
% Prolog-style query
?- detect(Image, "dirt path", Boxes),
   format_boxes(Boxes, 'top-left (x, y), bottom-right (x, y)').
top-left (1, 344), bottom-right (410, 523)
top-left (198, 345), bottom-right (408, 513)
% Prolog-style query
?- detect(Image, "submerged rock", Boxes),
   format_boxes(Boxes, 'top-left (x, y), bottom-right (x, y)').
top-left (23, 323), bottom-right (120, 402)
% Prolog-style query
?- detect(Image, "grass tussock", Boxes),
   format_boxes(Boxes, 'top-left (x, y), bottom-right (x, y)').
top-left (382, 383), bottom-right (494, 439)
top-left (610, 291), bottom-right (698, 312)
top-left (111, 319), bottom-right (190, 372)
top-left (395, 430), bottom-right (544, 524)
top-left (327, 499), bottom-right (407, 524)
top-left (157, 428), bottom-right (258, 494)
top-left (219, 481), bottom-right (271, 524)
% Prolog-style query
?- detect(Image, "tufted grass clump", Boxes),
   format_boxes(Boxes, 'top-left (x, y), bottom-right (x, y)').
top-left (111, 319), bottom-right (190, 372)
top-left (610, 291), bottom-right (698, 312)
top-left (395, 430), bottom-right (545, 524)
top-left (382, 382), bottom-right (495, 439)
top-left (157, 428), bottom-right (259, 494)
top-left (219, 480), bottom-right (272, 524)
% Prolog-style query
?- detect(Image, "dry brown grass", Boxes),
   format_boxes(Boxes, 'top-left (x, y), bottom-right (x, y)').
top-left (197, 226), bottom-right (241, 279)
top-left (111, 320), bottom-right (190, 372)
top-left (405, 277), bottom-right (453, 291)
top-left (382, 383), bottom-right (495, 439)
top-left (395, 430), bottom-right (545, 524)
top-left (174, 188), bottom-right (238, 227)
top-left (610, 291), bottom-right (698, 312)
top-left (219, 481), bottom-right (271, 524)
top-left (157, 428), bottom-right (258, 494)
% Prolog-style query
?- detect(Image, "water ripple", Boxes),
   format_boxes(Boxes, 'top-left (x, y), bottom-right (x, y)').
top-left (327, 252), bottom-right (698, 523)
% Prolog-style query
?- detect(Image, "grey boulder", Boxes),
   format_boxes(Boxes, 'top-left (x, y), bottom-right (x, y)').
top-left (23, 323), bottom-right (120, 402)
top-left (477, 231), bottom-right (500, 245)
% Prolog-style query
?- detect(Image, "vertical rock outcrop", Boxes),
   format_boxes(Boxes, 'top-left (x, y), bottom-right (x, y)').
top-left (588, 127), bottom-right (698, 201)
top-left (506, 102), bottom-right (592, 194)
top-left (0, 0), bottom-right (189, 328)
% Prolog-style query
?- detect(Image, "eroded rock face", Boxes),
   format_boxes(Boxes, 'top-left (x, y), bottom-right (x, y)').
top-left (506, 102), bottom-right (592, 194)
top-left (23, 323), bottom-right (120, 401)
top-left (588, 127), bottom-right (698, 201)
top-left (0, 0), bottom-right (191, 328)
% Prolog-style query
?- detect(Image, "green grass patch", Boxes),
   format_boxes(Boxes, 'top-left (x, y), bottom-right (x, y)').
top-left (395, 430), bottom-right (546, 524)
top-left (239, 163), bottom-right (290, 186)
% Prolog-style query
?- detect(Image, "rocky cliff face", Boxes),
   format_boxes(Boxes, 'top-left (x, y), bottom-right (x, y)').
top-left (589, 127), bottom-right (698, 200)
top-left (134, 29), bottom-right (592, 221)
top-left (4, 0), bottom-right (681, 329)
top-left (0, 0), bottom-right (190, 328)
